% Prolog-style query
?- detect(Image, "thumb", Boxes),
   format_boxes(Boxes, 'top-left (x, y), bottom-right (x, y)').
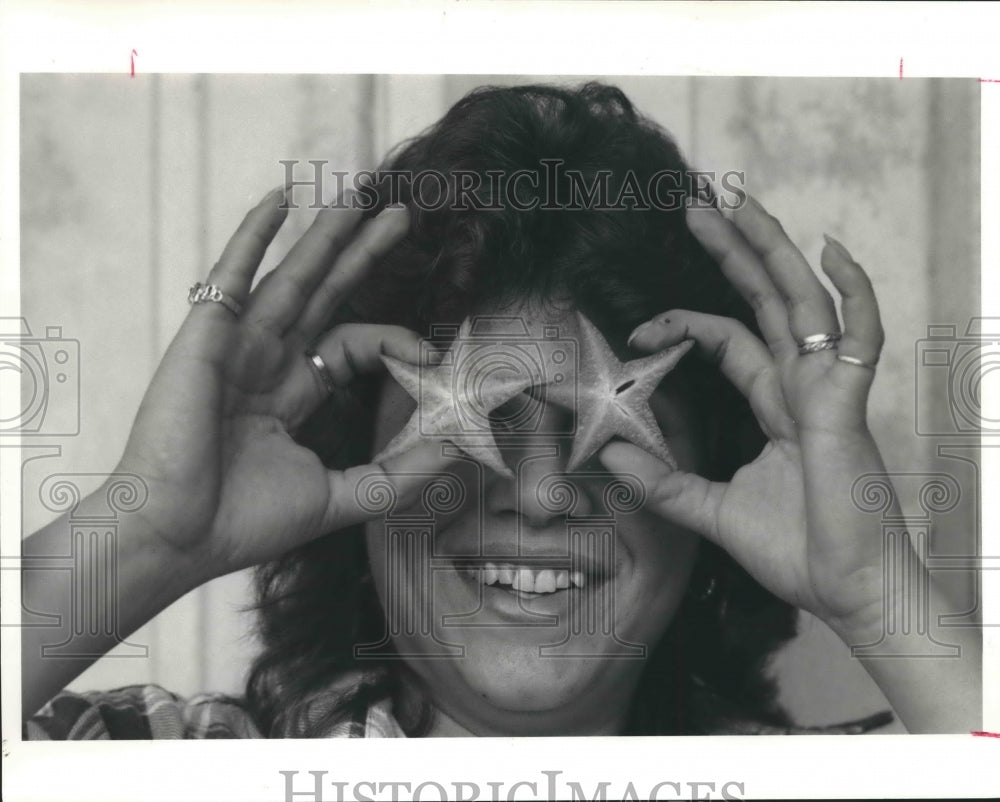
top-left (598, 440), bottom-right (724, 544)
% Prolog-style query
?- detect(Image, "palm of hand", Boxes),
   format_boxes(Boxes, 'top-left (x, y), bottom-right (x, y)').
top-left (210, 415), bottom-right (331, 572)
top-left (715, 355), bottom-right (887, 623)
top-left (120, 323), bottom-right (328, 570)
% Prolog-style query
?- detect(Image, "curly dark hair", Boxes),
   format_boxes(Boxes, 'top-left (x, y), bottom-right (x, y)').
top-left (244, 81), bottom-right (798, 737)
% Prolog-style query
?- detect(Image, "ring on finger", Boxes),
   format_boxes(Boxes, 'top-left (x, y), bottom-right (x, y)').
top-left (305, 348), bottom-right (338, 396)
top-left (187, 282), bottom-right (243, 316)
top-left (797, 332), bottom-right (841, 355)
top-left (837, 354), bottom-right (878, 370)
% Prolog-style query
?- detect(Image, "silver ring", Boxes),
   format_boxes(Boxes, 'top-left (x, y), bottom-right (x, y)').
top-left (187, 282), bottom-right (243, 316)
top-left (797, 332), bottom-right (841, 355)
top-left (305, 348), bottom-right (337, 396)
top-left (837, 354), bottom-right (877, 370)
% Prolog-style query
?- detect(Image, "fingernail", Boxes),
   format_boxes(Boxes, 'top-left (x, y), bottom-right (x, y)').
top-left (686, 192), bottom-right (715, 211)
top-left (262, 184), bottom-right (286, 201)
top-left (627, 318), bottom-right (669, 348)
top-left (262, 183), bottom-right (292, 210)
top-left (376, 203), bottom-right (408, 218)
top-left (626, 323), bottom-right (649, 348)
top-left (823, 233), bottom-right (855, 263)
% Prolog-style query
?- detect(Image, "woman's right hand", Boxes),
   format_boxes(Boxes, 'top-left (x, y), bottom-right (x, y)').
top-left (116, 189), bottom-right (446, 582)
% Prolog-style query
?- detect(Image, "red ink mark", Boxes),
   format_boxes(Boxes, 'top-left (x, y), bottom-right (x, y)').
top-left (971, 731), bottom-right (1000, 738)
top-left (130, 49), bottom-right (138, 77)
top-left (899, 58), bottom-right (903, 79)
top-left (979, 78), bottom-right (1000, 83)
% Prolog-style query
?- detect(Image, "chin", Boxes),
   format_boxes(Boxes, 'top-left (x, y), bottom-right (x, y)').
top-left (406, 639), bottom-right (645, 735)
top-left (392, 580), bottom-right (675, 734)
top-left (452, 643), bottom-right (638, 714)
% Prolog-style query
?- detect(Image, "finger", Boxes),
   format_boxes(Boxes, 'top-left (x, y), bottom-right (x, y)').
top-left (731, 195), bottom-right (841, 343)
top-left (290, 205), bottom-right (411, 344)
top-left (241, 192), bottom-right (364, 333)
top-left (245, 201), bottom-right (409, 338)
top-left (172, 187), bottom-right (289, 363)
top-left (203, 185), bottom-right (290, 309)
top-left (599, 441), bottom-right (726, 545)
top-left (685, 204), bottom-right (795, 359)
top-left (276, 323), bottom-right (429, 430)
top-left (821, 235), bottom-right (885, 377)
top-left (628, 310), bottom-right (796, 441)
top-left (323, 439), bottom-right (460, 530)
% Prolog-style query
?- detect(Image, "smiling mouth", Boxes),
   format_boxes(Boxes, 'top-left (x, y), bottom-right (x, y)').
top-left (456, 561), bottom-right (609, 600)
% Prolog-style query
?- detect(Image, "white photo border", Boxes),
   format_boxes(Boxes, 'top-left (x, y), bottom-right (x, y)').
top-left (2, 2), bottom-right (998, 800)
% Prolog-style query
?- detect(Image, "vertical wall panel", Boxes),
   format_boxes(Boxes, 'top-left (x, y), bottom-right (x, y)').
top-left (22, 74), bottom-right (158, 692)
top-left (147, 74), bottom-right (209, 694)
top-left (924, 79), bottom-right (981, 573)
top-left (374, 75), bottom-right (448, 163)
top-left (196, 75), bottom-right (373, 695)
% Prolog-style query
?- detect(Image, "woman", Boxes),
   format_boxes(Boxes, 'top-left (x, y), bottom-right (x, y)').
top-left (22, 83), bottom-right (980, 738)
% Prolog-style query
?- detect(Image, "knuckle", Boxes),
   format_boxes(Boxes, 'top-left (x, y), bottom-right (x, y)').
top-left (316, 215), bottom-right (351, 250)
top-left (650, 471), bottom-right (688, 506)
top-left (746, 288), bottom-right (770, 314)
top-left (337, 338), bottom-right (360, 383)
top-left (720, 316), bottom-right (750, 337)
top-left (708, 335), bottom-right (730, 366)
top-left (330, 322), bottom-right (361, 341)
top-left (274, 270), bottom-right (311, 305)
top-left (352, 237), bottom-right (381, 264)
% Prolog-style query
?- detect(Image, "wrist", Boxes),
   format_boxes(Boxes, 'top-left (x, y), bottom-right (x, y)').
top-left (90, 472), bottom-right (216, 598)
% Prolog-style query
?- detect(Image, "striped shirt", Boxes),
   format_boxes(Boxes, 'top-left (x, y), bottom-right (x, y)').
top-left (24, 676), bottom-right (893, 739)
top-left (24, 682), bottom-right (406, 740)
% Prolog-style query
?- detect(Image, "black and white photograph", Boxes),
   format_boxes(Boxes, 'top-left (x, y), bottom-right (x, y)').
top-left (3, 3), bottom-right (998, 801)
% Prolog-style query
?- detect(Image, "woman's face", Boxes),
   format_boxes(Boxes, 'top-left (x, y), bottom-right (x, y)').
top-left (364, 301), bottom-right (704, 735)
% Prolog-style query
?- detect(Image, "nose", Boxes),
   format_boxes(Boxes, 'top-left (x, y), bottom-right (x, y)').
top-left (486, 434), bottom-right (594, 528)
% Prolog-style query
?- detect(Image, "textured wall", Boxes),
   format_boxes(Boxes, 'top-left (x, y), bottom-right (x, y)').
top-left (20, 74), bottom-right (979, 732)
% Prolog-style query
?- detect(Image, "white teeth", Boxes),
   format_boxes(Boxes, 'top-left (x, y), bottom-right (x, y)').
top-left (471, 564), bottom-right (577, 594)
top-left (513, 568), bottom-right (535, 593)
top-left (535, 569), bottom-right (556, 593)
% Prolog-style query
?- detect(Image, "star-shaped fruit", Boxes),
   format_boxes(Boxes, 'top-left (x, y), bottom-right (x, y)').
top-left (373, 319), bottom-right (538, 477)
top-left (546, 312), bottom-right (694, 472)
top-left (373, 312), bottom-right (693, 478)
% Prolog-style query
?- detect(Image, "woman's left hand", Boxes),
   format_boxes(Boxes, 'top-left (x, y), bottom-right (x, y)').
top-left (602, 195), bottom-right (895, 643)
top-left (601, 195), bottom-right (982, 733)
